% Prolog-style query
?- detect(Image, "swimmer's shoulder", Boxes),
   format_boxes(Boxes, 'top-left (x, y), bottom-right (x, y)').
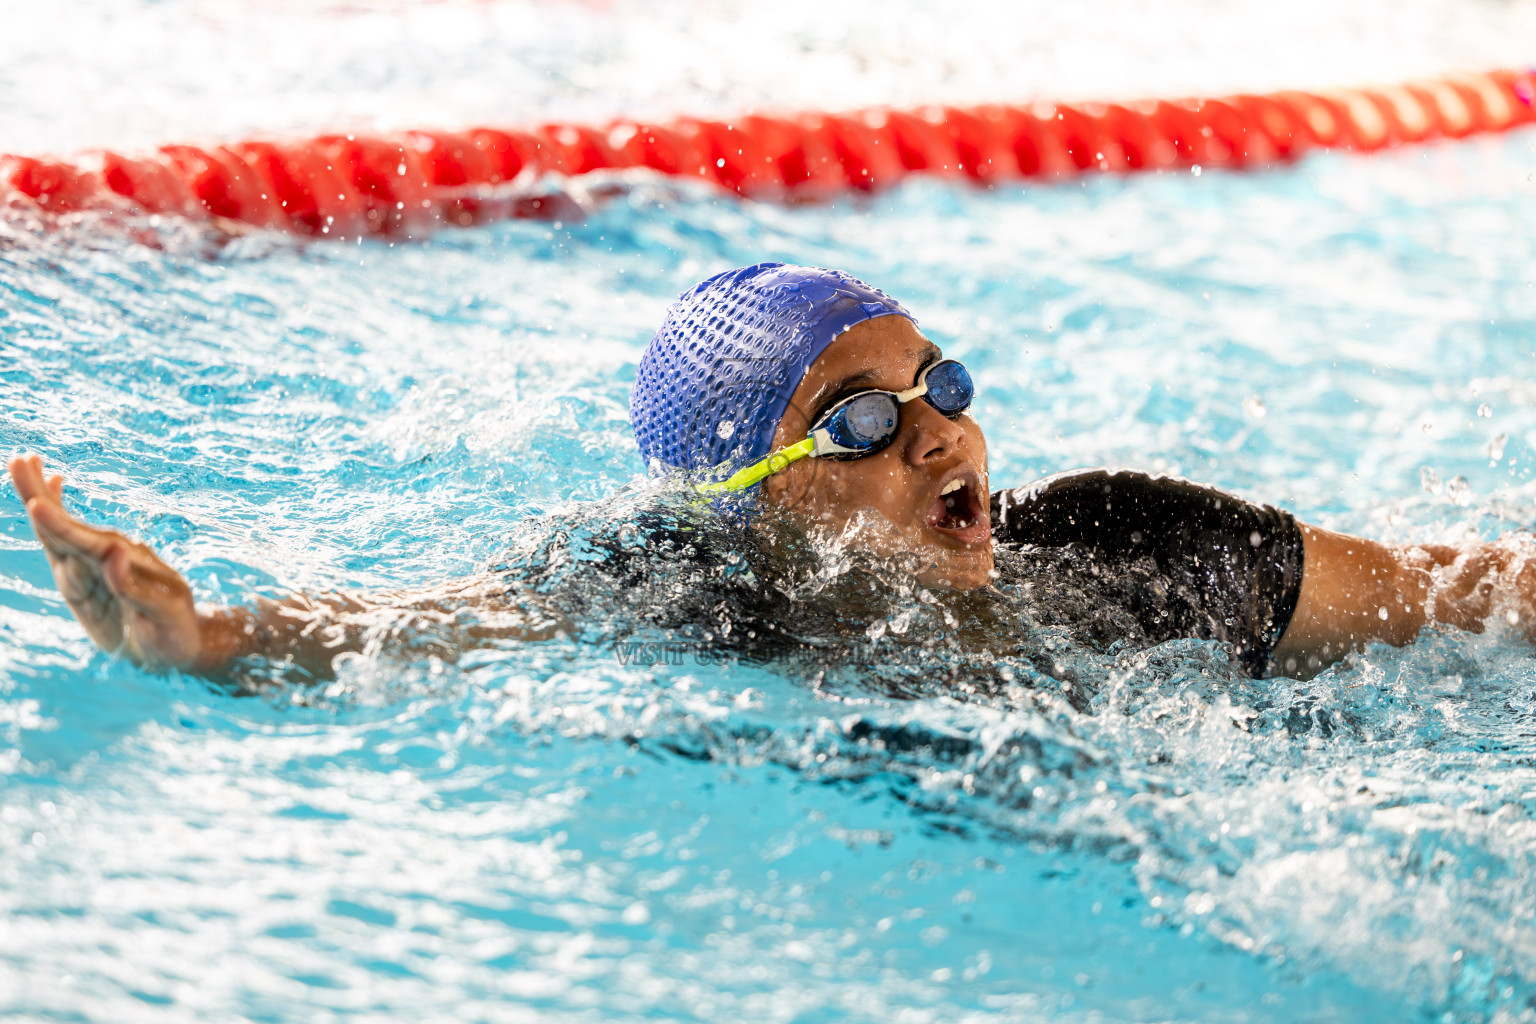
top-left (990, 467), bottom-right (1179, 545)
top-left (989, 467), bottom-right (1293, 548)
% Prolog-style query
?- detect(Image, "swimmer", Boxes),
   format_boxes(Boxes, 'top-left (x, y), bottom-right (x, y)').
top-left (9, 263), bottom-right (1536, 684)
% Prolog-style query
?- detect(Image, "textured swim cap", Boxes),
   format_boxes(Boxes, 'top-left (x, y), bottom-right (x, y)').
top-left (630, 263), bottom-right (916, 480)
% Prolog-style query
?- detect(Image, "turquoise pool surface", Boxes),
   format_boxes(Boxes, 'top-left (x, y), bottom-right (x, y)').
top-left (7, 4), bottom-right (1536, 1016)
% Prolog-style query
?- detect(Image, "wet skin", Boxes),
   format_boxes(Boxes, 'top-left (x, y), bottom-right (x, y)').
top-left (758, 316), bottom-right (994, 590)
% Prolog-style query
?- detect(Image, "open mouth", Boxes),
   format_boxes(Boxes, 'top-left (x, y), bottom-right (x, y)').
top-left (925, 472), bottom-right (989, 544)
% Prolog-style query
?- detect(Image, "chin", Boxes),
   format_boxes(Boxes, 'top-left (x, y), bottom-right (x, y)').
top-left (915, 546), bottom-right (995, 590)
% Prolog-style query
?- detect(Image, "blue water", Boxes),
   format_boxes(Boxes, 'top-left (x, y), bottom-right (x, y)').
top-left (6, 133), bottom-right (1536, 1022)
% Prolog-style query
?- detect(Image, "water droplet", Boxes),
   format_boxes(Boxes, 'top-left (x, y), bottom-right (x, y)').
top-left (1489, 433), bottom-right (1508, 461)
top-left (1478, 403), bottom-right (1494, 418)
top-left (716, 420), bottom-right (735, 440)
top-left (1446, 475), bottom-right (1472, 506)
top-left (1242, 396), bottom-right (1267, 419)
top-left (1421, 467), bottom-right (1443, 495)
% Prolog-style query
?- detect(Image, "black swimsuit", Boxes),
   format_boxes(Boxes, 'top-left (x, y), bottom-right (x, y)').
top-left (990, 469), bottom-right (1305, 676)
top-left (499, 467), bottom-right (1308, 681)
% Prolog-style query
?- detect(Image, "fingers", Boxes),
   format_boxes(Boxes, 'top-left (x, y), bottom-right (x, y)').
top-left (20, 466), bottom-right (179, 597)
top-left (16, 459), bottom-right (131, 574)
top-left (9, 455), bottom-right (68, 508)
top-left (10, 456), bottom-right (194, 665)
top-left (12, 458), bottom-right (72, 572)
top-left (8, 453), bottom-right (49, 507)
top-left (26, 496), bottom-right (125, 564)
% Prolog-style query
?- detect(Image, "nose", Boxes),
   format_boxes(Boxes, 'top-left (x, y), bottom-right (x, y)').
top-left (900, 398), bottom-right (966, 467)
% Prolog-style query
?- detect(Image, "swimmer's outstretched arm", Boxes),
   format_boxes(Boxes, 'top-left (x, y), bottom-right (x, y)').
top-left (1270, 522), bottom-right (1536, 674)
top-left (8, 455), bottom-right (561, 682)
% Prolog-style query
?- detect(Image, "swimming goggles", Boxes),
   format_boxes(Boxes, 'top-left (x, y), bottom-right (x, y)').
top-left (698, 359), bottom-right (975, 493)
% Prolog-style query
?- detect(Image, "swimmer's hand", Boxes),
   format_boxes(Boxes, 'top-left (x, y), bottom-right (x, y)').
top-left (10, 454), bottom-right (566, 682)
top-left (8, 453), bottom-right (236, 673)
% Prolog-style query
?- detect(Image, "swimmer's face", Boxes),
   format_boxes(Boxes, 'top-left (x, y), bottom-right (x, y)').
top-left (759, 316), bottom-right (994, 589)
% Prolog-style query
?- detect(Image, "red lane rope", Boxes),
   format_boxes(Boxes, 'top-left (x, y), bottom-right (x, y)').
top-left (6, 69), bottom-right (1535, 240)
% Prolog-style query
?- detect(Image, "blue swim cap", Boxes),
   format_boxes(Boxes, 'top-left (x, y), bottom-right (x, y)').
top-left (630, 263), bottom-right (916, 480)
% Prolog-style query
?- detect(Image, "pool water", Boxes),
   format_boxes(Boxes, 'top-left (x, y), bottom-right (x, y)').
top-left (9, 3), bottom-right (1536, 1022)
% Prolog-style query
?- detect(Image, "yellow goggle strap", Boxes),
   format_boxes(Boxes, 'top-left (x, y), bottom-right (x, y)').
top-left (695, 436), bottom-right (817, 493)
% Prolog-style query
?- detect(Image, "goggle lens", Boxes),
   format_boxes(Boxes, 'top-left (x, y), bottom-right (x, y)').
top-left (824, 392), bottom-right (899, 450)
top-left (924, 360), bottom-right (974, 416)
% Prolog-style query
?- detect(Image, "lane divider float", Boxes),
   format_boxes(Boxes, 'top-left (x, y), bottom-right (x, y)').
top-left (4, 69), bottom-right (1533, 240)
